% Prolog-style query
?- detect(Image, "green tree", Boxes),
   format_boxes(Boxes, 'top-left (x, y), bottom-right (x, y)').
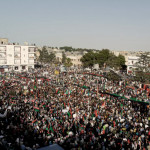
top-left (117, 54), bottom-right (126, 68)
top-left (38, 46), bottom-right (56, 64)
top-left (96, 49), bottom-right (112, 67)
top-left (60, 46), bottom-right (73, 52)
top-left (81, 49), bottom-right (126, 70)
top-left (135, 53), bottom-right (150, 72)
top-left (106, 53), bottom-right (118, 69)
top-left (134, 52), bottom-right (150, 83)
top-left (64, 58), bottom-right (73, 67)
top-left (62, 52), bottom-right (67, 64)
top-left (38, 46), bottom-right (49, 64)
top-left (48, 52), bottom-right (56, 63)
top-left (81, 51), bottom-right (96, 69)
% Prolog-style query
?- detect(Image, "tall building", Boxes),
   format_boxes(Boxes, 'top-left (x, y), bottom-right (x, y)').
top-left (0, 41), bottom-right (36, 72)
top-left (127, 56), bottom-right (139, 74)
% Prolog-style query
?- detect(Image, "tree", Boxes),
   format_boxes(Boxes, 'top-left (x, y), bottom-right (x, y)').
top-left (117, 54), bottom-right (126, 67)
top-left (38, 46), bottom-right (49, 64)
top-left (134, 53), bottom-right (150, 83)
top-left (95, 49), bottom-right (110, 67)
top-left (38, 46), bottom-right (56, 64)
top-left (48, 52), bottom-right (56, 63)
top-left (62, 52), bottom-right (67, 64)
top-left (80, 51), bottom-right (96, 69)
top-left (60, 46), bottom-right (73, 52)
top-left (106, 53), bottom-right (118, 69)
top-left (135, 53), bottom-right (150, 72)
top-left (64, 58), bottom-right (73, 67)
top-left (81, 49), bottom-right (125, 70)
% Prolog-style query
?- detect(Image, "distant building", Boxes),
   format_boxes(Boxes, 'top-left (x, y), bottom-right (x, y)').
top-left (65, 51), bottom-right (87, 67)
top-left (38, 46), bottom-right (87, 67)
top-left (111, 50), bottom-right (149, 68)
top-left (0, 38), bottom-right (8, 45)
top-left (127, 56), bottom-right (139, 74)
top-left (0, 40), bottom-right (36, 72)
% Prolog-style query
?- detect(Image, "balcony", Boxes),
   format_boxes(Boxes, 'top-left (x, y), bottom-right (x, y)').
top-left (0, 46), bottom-right (6, 52)
top-left (14, 60), bottom-right (21, 64)
top-left (0, 54), bottom-right (6, 59)
top-left (0, 60), bottom-right (7, 64)
top-left (28, 47), bottom-right (35, 53)
top-left (14, 54), bottom-right (21, 59)
top-left (28, 56), bottom-right (35, 59)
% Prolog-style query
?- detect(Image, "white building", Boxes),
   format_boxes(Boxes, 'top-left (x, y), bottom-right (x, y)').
top-left (0, 44), bottom-right (36, 72)
top-left (127, 56), bottom-right (139, 74)
top-left (66, 51), bottom-right (87, 67)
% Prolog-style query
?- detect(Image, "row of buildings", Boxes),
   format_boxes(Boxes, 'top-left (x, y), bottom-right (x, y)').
top-left (0, 38), bottom-right (149, 73)
top-left (111, 50), bottom-right (149, 74)
top-left (37, 47), bottom-right (87, 67)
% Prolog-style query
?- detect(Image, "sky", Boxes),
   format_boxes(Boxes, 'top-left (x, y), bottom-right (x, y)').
top-left (0, 0), bottom-right (150, 51)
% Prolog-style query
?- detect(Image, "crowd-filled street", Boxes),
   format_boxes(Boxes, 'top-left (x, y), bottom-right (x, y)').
top-left (0, 68), bottom-right (150, 150)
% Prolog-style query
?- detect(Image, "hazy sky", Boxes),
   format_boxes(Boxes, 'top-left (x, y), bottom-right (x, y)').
top-left (0, 0), bottom-right (150, 51)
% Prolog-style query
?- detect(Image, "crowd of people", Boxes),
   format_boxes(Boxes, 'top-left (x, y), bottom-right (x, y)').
top-left (0, 67), bottom-right (150, 150)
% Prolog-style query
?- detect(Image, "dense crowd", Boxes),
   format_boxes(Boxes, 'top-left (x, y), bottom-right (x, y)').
top-left (0, 68), bottom-right (150, 150)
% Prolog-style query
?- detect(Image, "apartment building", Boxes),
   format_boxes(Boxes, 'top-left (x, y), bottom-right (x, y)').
top-left (127, 56), bottom-right (139, 74)
top-left (0, 43), bottom-right (36, 72)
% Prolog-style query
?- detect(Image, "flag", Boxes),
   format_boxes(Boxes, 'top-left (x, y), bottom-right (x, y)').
top-left (65, 90), bottom-right (68, 94)
top-left (101, 102), bottom-right (105, 108)
top-left (63, 102), bottom-right (66, 108)
top-left (121, 110), bottom-right (123, 117)
top-left (120, 104), bottom-right (123, 108)
top-left (50, 126), bottom-right (54, 133)
top-left (34, 85), bottom-right (37, 90)
top-left (113, 121), bottom-right (115, 127)
top-left (33, 107), bottom-right (39, 112)
top-left (69, 108), bottom-right (72, 117)
top-left (32, 119), bottom-right (37, 124)
top-left (67, 112), bottom-right (71, 117)
top-left (94, 110), bottom-right (98, 117)
top-left (56, 89), bottom-right (60, 94)
top-left (24, 99), bottom-right (28, 103)
top-left (11, 100), bottom-right (16, 105)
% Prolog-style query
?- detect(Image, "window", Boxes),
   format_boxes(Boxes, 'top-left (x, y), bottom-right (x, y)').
top-left (0, 53), bottom-right (6, 58)
top-left (0, 60), bottom-right (6, 64)
top-left (15, 66), bottom-right (18, 70)
top-left (22, 66), bottom-right (25, 70)
top-left (28, 47), bottom-right (35, 53)
top-left (14, 47), bottom-right (21, 53)
top-left (8, 54), bottom-right (12, 57)
top-left (28, 60), bottom-right (34, 64)
top-left (14, 60), bottom-right (20, 64)
top-left (28, 66), bottom-right (32, 69)
top-left (0, 46), bottom-right (6, 51)
top-left (14, 54), bottom-right (20, 58)
top-left (28, 53), bottom-right (34, 58)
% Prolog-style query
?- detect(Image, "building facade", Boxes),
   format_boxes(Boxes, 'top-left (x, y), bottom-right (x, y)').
top-left (127, 56), bottom-right (139, 74)
top-left (0, 44), bottom-right (36, 72)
